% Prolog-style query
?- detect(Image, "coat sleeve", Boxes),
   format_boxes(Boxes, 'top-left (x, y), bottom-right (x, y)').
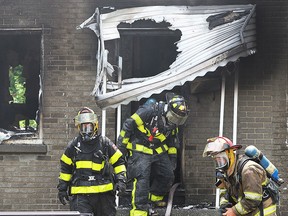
top-left (233, 161), bottom-right (267, 215)
top-left (103, 136), bottom-right (127, 179)
top-left (57, 138), bottom-right (77, 191)
top-left (117, 106), bottom-right (154, 155)
top-left (166, 127), bottom-right (179, 157)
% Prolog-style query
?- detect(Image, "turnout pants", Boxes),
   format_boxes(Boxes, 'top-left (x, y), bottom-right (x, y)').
top-left (128, 151), bottom-right (174, 216)
top-left (69, 192), bottom-right (116, 216)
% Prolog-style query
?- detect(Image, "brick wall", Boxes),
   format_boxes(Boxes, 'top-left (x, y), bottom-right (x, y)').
top-left (0, 0), bottom-right (287, 215)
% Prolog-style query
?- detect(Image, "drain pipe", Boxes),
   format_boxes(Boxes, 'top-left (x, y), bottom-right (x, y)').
top-left (215, 66), bottom-right (239, 208)
top-left (233, 67), bottom-right (239, 145)
top-left (216, 72), bottom-right (226, 208)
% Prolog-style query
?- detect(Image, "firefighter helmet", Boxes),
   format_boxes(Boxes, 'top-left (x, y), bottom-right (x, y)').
top-left (74, 107), bottom-right (98, 141)
top-left (166, 94), bottom-right (189, 126)
top-left (203, 136), bottom-right (242, 171)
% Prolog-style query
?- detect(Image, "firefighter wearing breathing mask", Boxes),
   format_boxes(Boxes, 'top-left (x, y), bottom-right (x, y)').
top-left (57, 107), bottom-right (127, 216)
top-left (203, 137), bottom-right (277, 216)
top-left (117, 93), bottom-right (189, 216)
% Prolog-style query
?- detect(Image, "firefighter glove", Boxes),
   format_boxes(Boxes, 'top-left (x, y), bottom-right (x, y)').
top-left (116, 180), bottom-right (127, 196)
top-left (218, 203), bottom-right (233, 215)
top-left (58, 190), bottom-right (69, 205)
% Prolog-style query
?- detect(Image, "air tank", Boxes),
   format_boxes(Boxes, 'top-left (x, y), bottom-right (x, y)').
top-left (244, 145), bottom-right (284, 186)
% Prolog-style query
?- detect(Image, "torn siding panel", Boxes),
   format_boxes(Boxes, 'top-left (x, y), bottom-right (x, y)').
top-left (78, 5), bottom-right (256, 109)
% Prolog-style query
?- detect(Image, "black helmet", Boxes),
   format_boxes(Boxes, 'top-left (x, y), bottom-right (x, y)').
top-left (165, 93), bottom-right (189, 126)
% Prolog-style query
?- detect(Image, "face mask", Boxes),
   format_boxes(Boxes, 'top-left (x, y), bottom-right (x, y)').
top-left (80, 123), bottom-right (94, 142)
top-left (212, 151), bottom-right (229, 170)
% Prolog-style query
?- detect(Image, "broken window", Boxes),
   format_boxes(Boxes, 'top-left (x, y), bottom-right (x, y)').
top-left (0, 31), bottom-right (42, 141)
top-left (118, 20), bottom-right (181, 114)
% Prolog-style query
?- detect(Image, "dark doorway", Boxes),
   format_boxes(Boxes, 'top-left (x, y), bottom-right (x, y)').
top-left (117, 21), bottom-right (185, 206)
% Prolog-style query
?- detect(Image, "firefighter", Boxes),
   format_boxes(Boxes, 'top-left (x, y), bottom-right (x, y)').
top-left (57, 107), bottom-right (127, 216)
top-left (202, 136), bottom-right (277, 216)
top-left (117, 93), bottom-right (189, 216)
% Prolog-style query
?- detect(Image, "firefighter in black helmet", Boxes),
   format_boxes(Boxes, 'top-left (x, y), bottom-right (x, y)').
top-left (57, 107), bottom-right (127, 216)
top-left (117, 93), bottom-right (189, 216)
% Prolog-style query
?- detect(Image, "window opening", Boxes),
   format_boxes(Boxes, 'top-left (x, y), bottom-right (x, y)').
top-left (0, 32), bottom-right (41, 138)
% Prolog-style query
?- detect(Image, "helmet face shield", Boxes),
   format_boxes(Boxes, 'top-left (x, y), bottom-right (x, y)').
top-left (202, 141), bottom-right (227, 157)
top-left (74, 113), bottom-right (98, 126)
top-left (212, 152), bottom-right (229, 170)
top-left (166, 109), bottom-right (188, 126)
top-left (202, 136), bottom-right (242, 157)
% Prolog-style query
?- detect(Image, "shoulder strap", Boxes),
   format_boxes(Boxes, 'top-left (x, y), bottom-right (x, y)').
top-left (237, 156), bottom-right (255, 183)
top-left (237, 156), bottom-right (264, 216)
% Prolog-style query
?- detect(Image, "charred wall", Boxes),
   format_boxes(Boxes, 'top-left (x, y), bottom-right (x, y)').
top-left (0, 0), bottom-right (287, 215)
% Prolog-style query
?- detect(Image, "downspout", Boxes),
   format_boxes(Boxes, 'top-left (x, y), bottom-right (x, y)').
top-left (233, 66), bottom-right (239, 145)
top-left (115, 56), bottom-right (122, 207)
top-left (116, 57), bottom-right (123, 139)
top-left (101, 50), bottom-right (108, 136)
top-left (215, 66), bottom-right (239, 208)
top-left (216, 72), bottom-right (226, 209)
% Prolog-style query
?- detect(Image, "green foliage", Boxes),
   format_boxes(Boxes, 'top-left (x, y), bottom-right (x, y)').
top-left (9, 65), bottom-right (26, 104)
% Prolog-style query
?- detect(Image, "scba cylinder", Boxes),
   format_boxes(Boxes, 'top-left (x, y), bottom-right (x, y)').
top-left (244, 145), bottom-right (284, 186)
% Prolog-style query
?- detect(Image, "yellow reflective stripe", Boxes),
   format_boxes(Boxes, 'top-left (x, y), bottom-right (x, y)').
top-left (131, 113), bottom-right (150, 135)
top-left (155, 133), bottom-right (166, 142)
top-left (262, 178), bottom-right (270, 186)
top-left (220, 197), bottom-right (229, 206)
top-left (59, 172), bottom-right (72, 181)
top-left (131, 113), bottom-right (143, 126)
top-left (126, 143), bottom-right (168, 155)
top-left (244, 191), bottom-right (262, 201)
top-left (254, 204), bottom-right (277, 216)
top-left (131, 179), bottom-right (138, 214)
top-left (168, 147), bottom-right (177, 154)
top-left (120, 130), bottom-right (125, 137)
top-left (235, 202), bottom-right (249, 215)
top-left (123, 137), bottom-right (129, 144)
top-left (155, 144), bottom-right (168, 154)
top-left (109, 150), bottom-right (122, 165)
top-left (130, 209), bottom-right (148, 216)
top-left (76, 161), bottom-right (104, 171)
top-left (114, 164), bottom-right (126, 174)
top-left (220, 188), bottom-right (227, 196)
top-left (149, 193), bottom-right (164, 202)
top-left (70, 183), bottom-right (113, 194)
top-left (127, 143), bottom-right (153, 154)
top-left (61, 154), bottom-right (73, 165)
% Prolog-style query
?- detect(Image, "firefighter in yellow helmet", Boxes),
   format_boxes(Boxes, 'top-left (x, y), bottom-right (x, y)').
top-left (57, 107), bottom-right (127, 216)
top-left (203, 137), bottom-right (277, 216)
top-left (117, 93), bottom-right (189, 216)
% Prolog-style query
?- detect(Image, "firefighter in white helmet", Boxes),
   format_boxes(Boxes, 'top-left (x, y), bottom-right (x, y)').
top-left (203, 136), bottom-right (277, 216)
top-left (57, 107), bottom-right (127, 216)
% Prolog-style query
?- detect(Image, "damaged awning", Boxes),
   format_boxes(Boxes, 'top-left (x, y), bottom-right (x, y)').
top-left (77, 5), bottom-right (256, 109)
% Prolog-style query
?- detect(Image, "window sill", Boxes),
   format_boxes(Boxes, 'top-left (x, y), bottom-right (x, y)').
top-left (0, 139), bottom-right (47, 154)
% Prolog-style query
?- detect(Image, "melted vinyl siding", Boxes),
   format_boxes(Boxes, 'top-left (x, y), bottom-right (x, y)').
top-left (78, 5), bottom-right (256, 109)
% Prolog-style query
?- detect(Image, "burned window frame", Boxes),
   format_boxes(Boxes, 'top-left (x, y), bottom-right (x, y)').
top-left (0, 28), bottom-right (44, 146)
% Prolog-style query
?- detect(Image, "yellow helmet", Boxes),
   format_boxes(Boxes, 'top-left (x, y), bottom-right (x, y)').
top-left (74, 107), bottom-right (98, 141)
